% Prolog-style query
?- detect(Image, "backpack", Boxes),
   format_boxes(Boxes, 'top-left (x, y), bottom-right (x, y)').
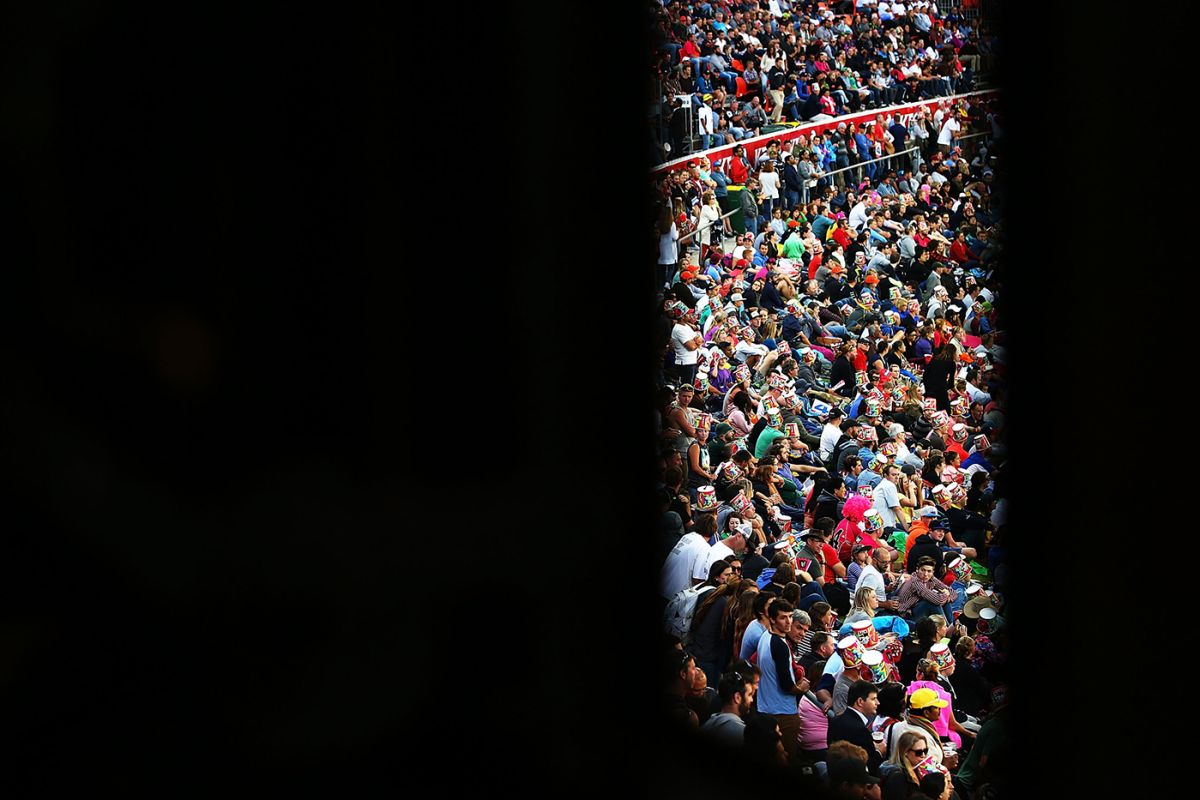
top-left (664, 583), bottom-right (717, 644)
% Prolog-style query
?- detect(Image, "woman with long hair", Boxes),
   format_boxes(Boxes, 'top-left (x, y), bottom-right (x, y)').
top-left (882, 730), bottom-right (934, 800)
top-left (843, 584), bottom-right (880, 625)
top-left (658, 203), bottom-right (679, 288)
top-left (729, 586), bottom-right (762, 662)
top-left (689, 575), bottom-right (744, 685)
top-left (726, 389), bottom-right (754, 438)
top-left (697, 191), bottom-right (722, 265)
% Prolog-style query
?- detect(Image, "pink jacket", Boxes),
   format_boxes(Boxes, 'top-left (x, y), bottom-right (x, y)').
top-left (906, 680), bottom-right (962, 748)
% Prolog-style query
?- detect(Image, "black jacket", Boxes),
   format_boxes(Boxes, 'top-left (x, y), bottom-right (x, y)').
top-left (783, 163), bottom-right (803, 192)
top-left (906, 533), bottom-right (949, 578)
top-left (829, 356), bottom-right (857, 398)
top-left (827, 709), bottom-right (884, 775)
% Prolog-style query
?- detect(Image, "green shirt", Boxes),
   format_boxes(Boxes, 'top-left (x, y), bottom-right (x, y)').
top-left (955, 707), bottom-right (1008, 788)
top-left (782, 236), bottom-right (806, 260)
top-left (755, 427), bottom-right (787, 459)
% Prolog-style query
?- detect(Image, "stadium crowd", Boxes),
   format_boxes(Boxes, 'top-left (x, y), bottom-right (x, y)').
top-left (652, 6), bottom-right (1008, 797)
top-left (651, 0), bottom-right (996, 160)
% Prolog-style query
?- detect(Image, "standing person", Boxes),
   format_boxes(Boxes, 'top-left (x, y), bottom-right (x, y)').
top-left (658, 205), bottom-right (681, 290)
top-left (697, 94), bottom-right (716, 151)
top-left (758, 162), bottom-right (782, 223)
top-left (936, 112), bottom-right (961, 154)
top-left (922, 345), bottom-right (956, 411)
top-left (741, 178), bottom-right (761, 237)
top-left (699, 669), bottom-right (758, 747)
top-left (689, 575), bottom-right (744, 685)
top-left (671, 310), bottom-right (705, 388)
top-left (755, 599), bottom-right (810, 765)
top-left (697, 191), bottom-right (722, 265)
top-left (768, 57), bottom-right (788, 123)
top-left (738, 591), bottom-right (777, 661)
top-left (711, 161), bottom-right (734, 237)
top-left (783, 154), bottom-right (803, 213)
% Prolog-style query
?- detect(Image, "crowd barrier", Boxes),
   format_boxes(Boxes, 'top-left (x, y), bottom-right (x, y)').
top-left (652, 89), bottom-right (999, 176)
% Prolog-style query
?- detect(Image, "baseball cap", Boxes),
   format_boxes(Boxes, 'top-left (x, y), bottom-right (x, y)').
top-left (909, 688), bottom-right (949, 710)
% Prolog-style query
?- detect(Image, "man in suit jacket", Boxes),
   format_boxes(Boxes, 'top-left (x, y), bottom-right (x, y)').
top-left (826, 679), bottom-right (885, 775)
top-left (783, 155), bottom-right (803, 212)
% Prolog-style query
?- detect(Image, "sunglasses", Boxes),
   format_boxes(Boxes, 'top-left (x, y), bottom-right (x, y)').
top-left (910, 748), bottom-right (928, 757)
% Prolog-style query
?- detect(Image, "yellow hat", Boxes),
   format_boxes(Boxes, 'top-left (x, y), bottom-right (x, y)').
top-left (909, 688), bottom-right (949, 710)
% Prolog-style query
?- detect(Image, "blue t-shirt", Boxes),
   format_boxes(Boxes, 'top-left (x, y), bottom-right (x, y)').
top-left (739, 618), bottom-right (768, 661)
top-left (961, 452), bottom-right (994, 473)
top-left (712, 170), bottom-right (729, 197)
top-left (756, 632), bottom-right (799, 714)
top-left (857, 469), bottom-right (882, 490)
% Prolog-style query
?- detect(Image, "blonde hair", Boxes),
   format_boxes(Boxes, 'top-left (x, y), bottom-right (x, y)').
top-left (850, 586), bottom-right (877, 618)
top-left (887, 730), bottom-right (928, 785)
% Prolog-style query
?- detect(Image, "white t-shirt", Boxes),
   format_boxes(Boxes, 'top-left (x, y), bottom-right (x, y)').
top-left (672, 322), bottom-right (700, 365)
top-left (873, 478), bottom-right (901, 527)
top-left (697, 104), bottom-right (714, 135)
top-left (819, 422), bottom-right (842, 460)
top-left (848, 201), bottom-right (869, 232)
top-left (661, 532), bottom-right (712, 598)
top-left (701, 541), bottom-right (736, 579)
top-left (759, 170), bottom-right (781, 200)
top-left (937, 117), bottom-right (959, 146)
top-left (659, 222), bottom-right (679, 265)
top-left (735, 340), bottom-right (768, 362)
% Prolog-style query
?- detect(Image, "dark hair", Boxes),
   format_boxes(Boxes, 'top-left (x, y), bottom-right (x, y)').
top-left (707, 559), bottom-right (731, 583)
top-left (813, 516), bottom-right (836, 535)
top-left (662, 647), bottom-right (694, 687)
top-left (918, 773), bottom-right (947, 798)
top-left (752, 591), bottom-right (775, 619)
top-left (743, 714), bottom-right (784, 766)
top-left (718, 482), bottom-right (744, 503)
top-left (914, 615), bottom-right (940, 648)
top-left (782, 581), bottom-right (802, 606)
top-left (915, 556), bottom-right (937, 569)
top-left (809, 631), bottom-right (834, 652)
top-left (876, 681), bottom-right (907, 718)
top-left (771, 599), bottom-right (795, 617)
top-left (848, 680), bottom-right (878, 707)
top-left (717, 670), bottom-right (752, 704)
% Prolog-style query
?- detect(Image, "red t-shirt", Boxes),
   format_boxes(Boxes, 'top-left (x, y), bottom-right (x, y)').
top-left (950, 239), bottom-right (972, 264)
top-left (853, 349), bottom-right (868, 373)
top-left (821, 542), bottom-right (841, 584)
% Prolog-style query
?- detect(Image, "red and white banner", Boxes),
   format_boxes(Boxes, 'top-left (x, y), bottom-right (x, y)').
top-left (652, 89), bottom-right (998, 176)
